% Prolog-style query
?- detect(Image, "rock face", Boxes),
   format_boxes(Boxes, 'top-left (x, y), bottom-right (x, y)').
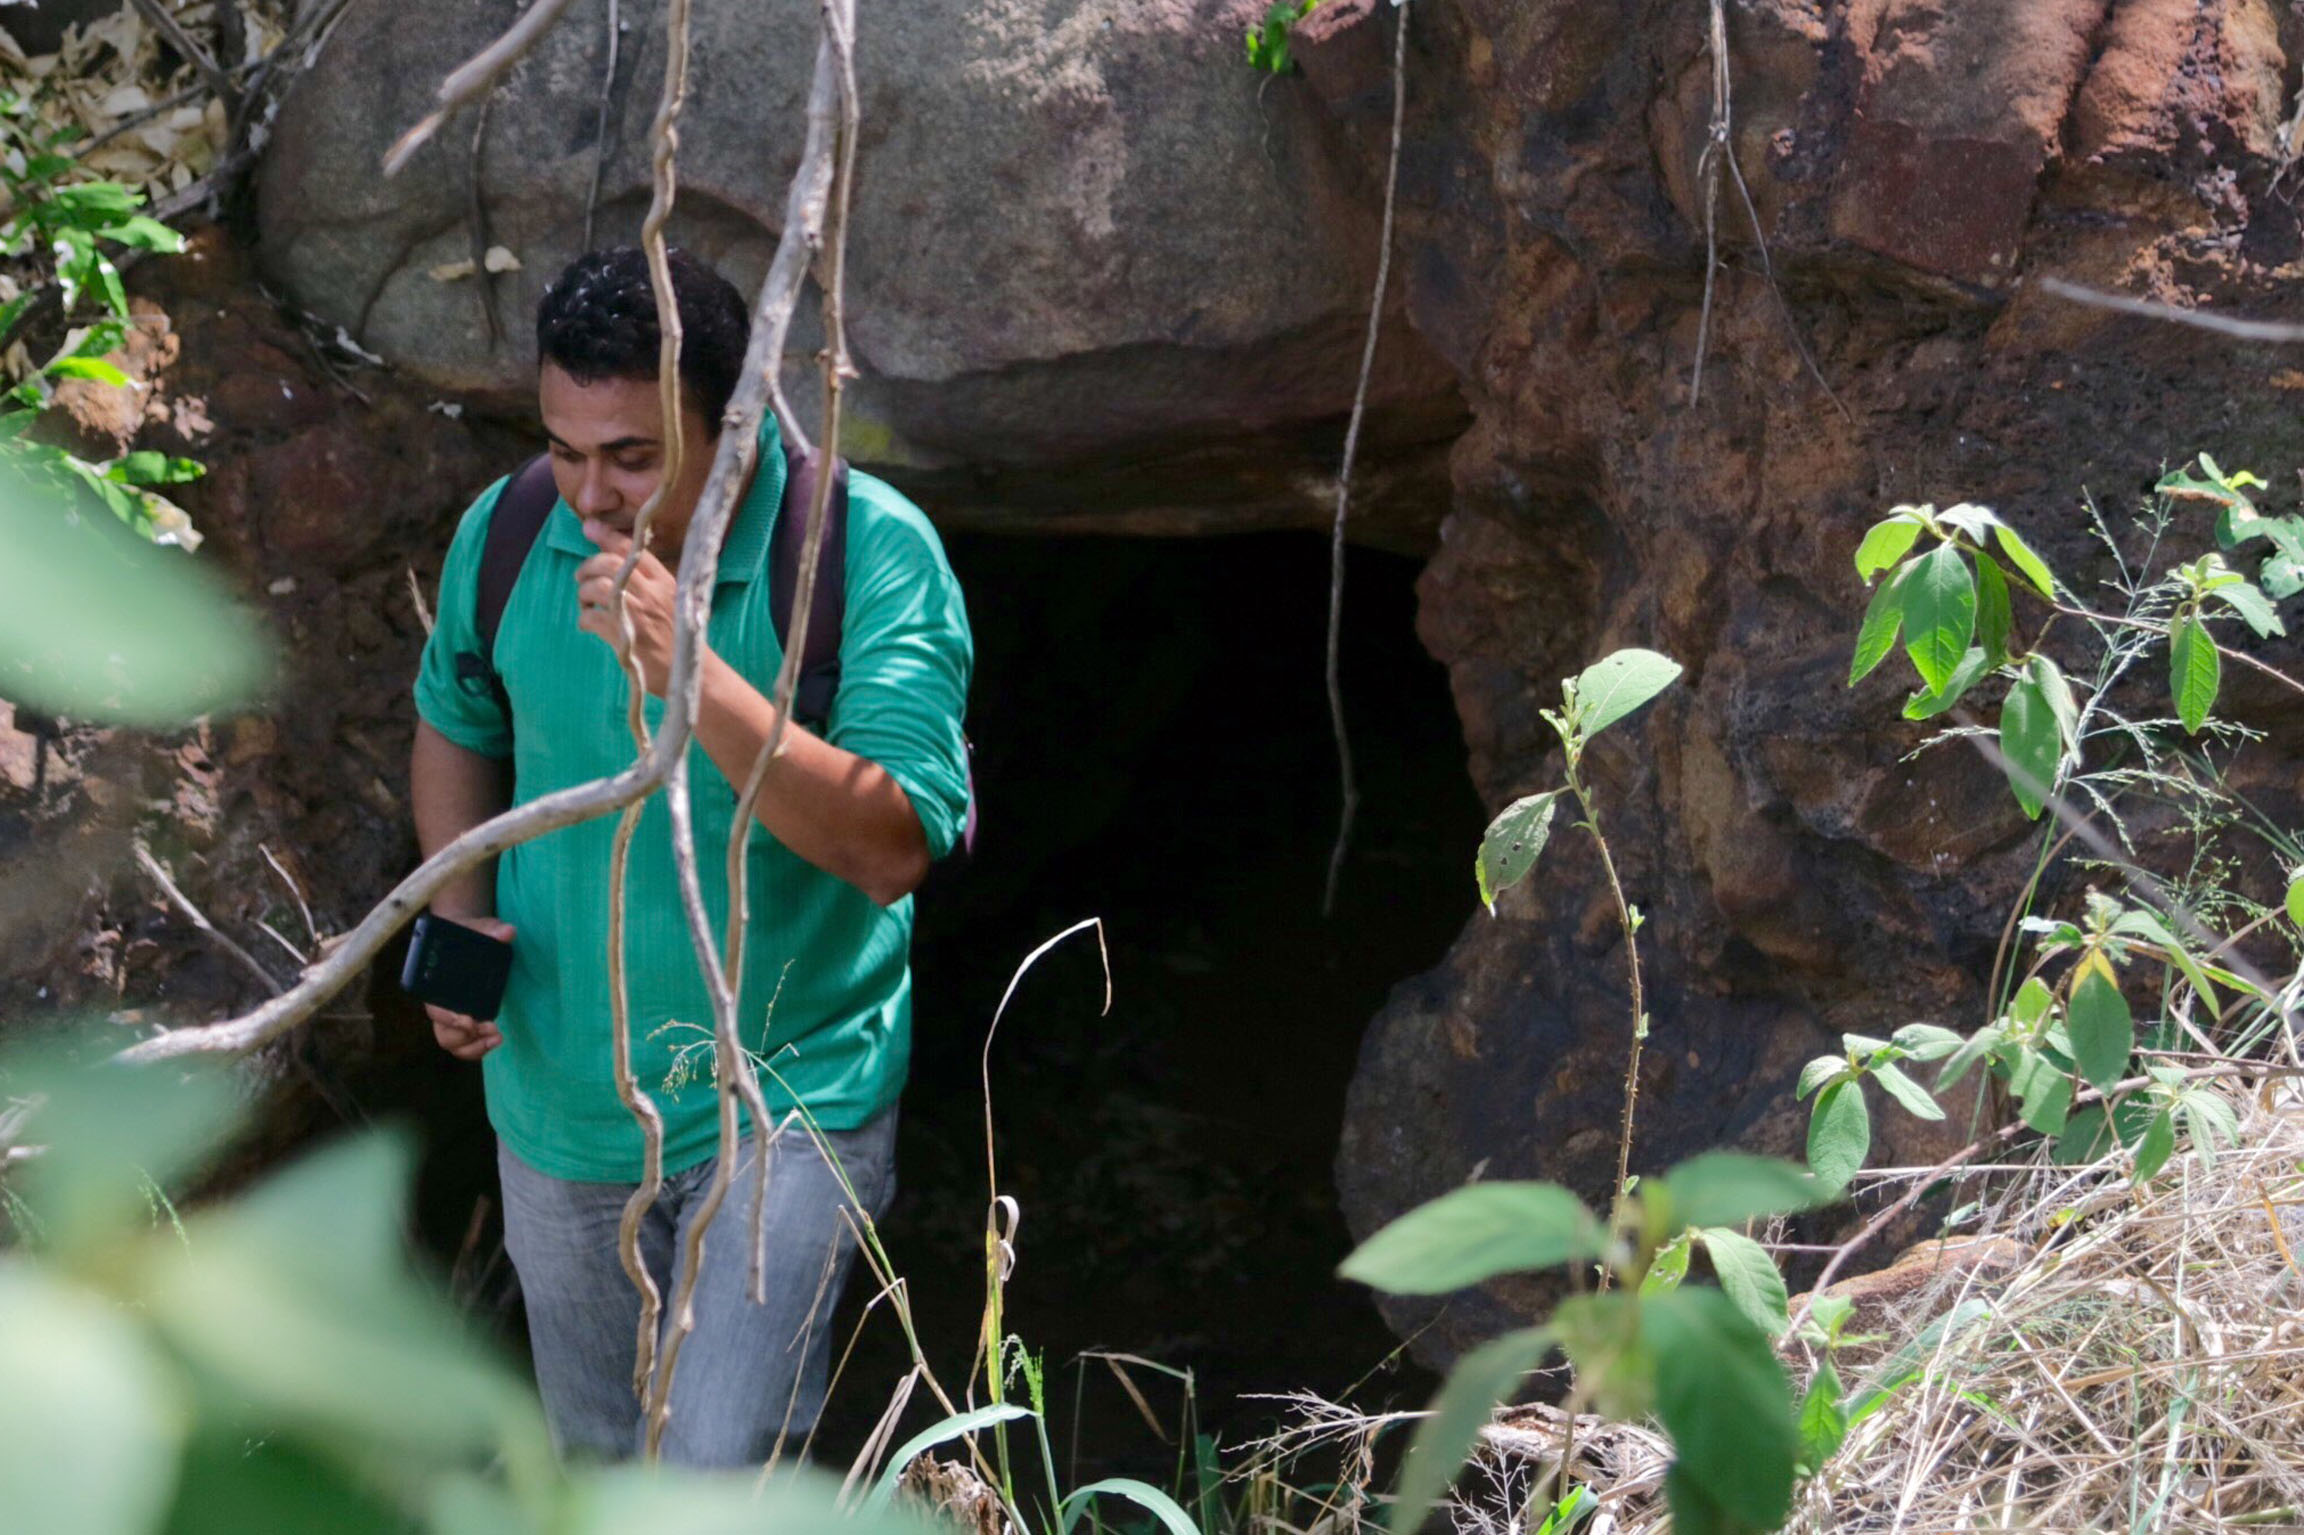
top-left (1317, 0), bottom-right (2304, 1364)
top-left (254, 0), bottom-right (1463, 546)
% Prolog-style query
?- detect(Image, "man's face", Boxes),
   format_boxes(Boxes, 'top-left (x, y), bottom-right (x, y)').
top-left (537, 361), bottom-right (718, 553)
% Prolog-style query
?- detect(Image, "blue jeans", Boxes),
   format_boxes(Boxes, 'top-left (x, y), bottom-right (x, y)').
top-left (496, 1108), bottom-right (898, 1467)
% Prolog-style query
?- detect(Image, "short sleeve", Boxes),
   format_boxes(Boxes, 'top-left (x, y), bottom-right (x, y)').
top-left (413, 478), bottom-right (516, 759)
top-left (827, 480), bottom-right (973, 859)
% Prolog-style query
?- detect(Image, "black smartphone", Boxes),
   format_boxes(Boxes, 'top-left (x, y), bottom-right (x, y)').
top-left (400, 913), bottom-right (515, 1021)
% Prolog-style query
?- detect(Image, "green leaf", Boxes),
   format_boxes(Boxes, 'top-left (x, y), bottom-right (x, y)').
top-left (2169, 610), bottom-right (2219, 734)
top-left (2066, 966), bottom-right (2133, 1094)
top-left (2008, 1047), bottom-right (2072, 1136)
top-left (1696, 1227), bottom-right (1791, 1339)
top-left (565, 1465), bottom-right (929, 1535)
top-left (1901, 544), bottom-right (1976, 693)
top-left (1797, 1055), bottom-right (1848, 1100)
top-left (0, 1263), bottom-right (185, 1535)
top-left (1935, 1022), bottom-right (2004, 1092)
top-left (43, 354), bottom-right (129, 386)
top-left (2133, 1109), bottom-right (2177, 1181)
top-left (1849, 565), bottom-right (1907, 684)
top-left (107, 449), bottom-right (204, 486)
top-left (2011, 975), bottom-right (2056, 1025)
top-left (1570, 648), bottom-right (1683, 739)
top-left (1870, 1060), bottom-right (1945, 1121)
top-left (101, 213), bottom-right (184, 254)
top-left (2259, 518), bottom-right (2304, 599)
top-left (1381, 1326), bottom-right (1555, 1535)
top-left (1999, 672), bottom-right (2058, 820)
top-left (867, 1403), bottom-right (1035, 1509)
top-left (1340, 1182), bottom-right (1604, 1295)
top-left (1975, 554), bottom-right (2013, 667)
top-left (1661, 1153), bottom-right (1830, 1232)
top-left (1853, 517), bottom-right (1923, 585)
top-left (1795, 1359), bottom-right (1847, 1475)
top-left (2112, 906), bottom-right (2220, 1020)
top-left (1641, 1231), bottom-right (1692, 1295)
top-left (1644, 1287), bottom-right (1798, 1531)
top-left (2213, 580), bottom-right (2283, 638)
top-left (2286, 873), bottom-right (2304, 931)
top-left (2053, 1104), bottom-right (2110, 1166)
top-left (1994, 522), bottom-right (2058, 600)
top-left (171, 1431), bottom-right (406, 1535)
top-left (1807, 1080), bottom-right (1870, 1194)
top-left (1891, 1023), bottom-right (1965, 1062)
top-left (1477, 790), bottom-right (1561, 912)
top-left (1903, 646), bottom-right (1988, 720)
top-left (146, 1132), bottom-right (547, 1468)
top-left (0, 459), bottom-right (268, 724)
top-left (1937, 503), bottom-right (2000, 543)
top-left (1061, 1478), bottom-right (1203, 1535)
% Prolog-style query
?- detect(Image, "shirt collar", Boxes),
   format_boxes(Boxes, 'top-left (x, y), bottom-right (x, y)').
top-left (540, 412), bottom-right (786, 588)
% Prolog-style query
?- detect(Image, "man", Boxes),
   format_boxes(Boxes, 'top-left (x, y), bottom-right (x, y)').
top-left (410, 248), bottom-right (972, 1466)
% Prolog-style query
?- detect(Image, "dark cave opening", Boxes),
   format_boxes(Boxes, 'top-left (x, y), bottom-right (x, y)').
top-left (405, 526), bottom-right (1480, 1471)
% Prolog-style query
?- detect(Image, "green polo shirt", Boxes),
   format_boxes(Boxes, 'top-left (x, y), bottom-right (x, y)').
top-left (413, 417), bottom-right (972, 1181)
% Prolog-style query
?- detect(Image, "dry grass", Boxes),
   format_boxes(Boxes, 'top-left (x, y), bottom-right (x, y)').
top-left (1451, 1082), bottom-right (2304, 1535)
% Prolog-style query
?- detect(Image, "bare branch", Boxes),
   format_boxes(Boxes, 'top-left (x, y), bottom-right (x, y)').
top-left (382, 0), bottom-right (581, 177)
top-left (1320, 0), bottom-right (1409, 917)
top-left (135, 845), bottom-right (284, 999)
top-left (2038, 277), bottom-right (2304, 344)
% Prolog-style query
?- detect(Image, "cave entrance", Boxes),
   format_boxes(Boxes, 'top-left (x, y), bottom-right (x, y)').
top-left (825, 527), bottom-right (1478, 1456)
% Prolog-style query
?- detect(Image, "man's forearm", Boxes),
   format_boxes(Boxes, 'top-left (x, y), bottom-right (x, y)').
top-left (410, 719), bottom-right (514, 918)
top-left (692, 652), bottom-right (930, 906)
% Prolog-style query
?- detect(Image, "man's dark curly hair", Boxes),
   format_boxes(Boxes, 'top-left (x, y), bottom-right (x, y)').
top-left (535, 247), bottom-right (751, 427)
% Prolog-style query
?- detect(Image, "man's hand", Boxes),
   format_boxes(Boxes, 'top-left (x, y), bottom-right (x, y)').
top-left (575, 520), bottom-right (678, 696)
top-left (425, 915), bottom-right (515, 1061)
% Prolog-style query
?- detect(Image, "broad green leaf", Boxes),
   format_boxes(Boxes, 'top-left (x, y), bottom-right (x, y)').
top-left (1642, 1232), bottom-right (1692, 1294)
top-left (2053, 1104), bottom-right (2109, 1166)
top-left (1903, 646), bottom-right (1988, 720)
top-left (1532, 1485), bottom-right (1596, 1535)
top-left (1999, 673), bottom-right (2058, 819)
top-left (1797, 1055), bottom-right (1847, 1100)
top-left (2008, 1048), bottom-right (2071, 1136)
top-left (1661, 1153), bottom-right (1829, 1232)
top-left (1902, 544), bottom-right (1976, 693)
top-left (866, 1403), bottom-right (1034, 1509)
top-left (7, 1041), bottom-right (239, 1254)
top-left (1381, 1326), bottom-right (1554, 1535)
top-left (1870, 1060), bottom-right (1944, 1121)
top-left (147, 1132), bottom-right (545, 1467)
top-left (172, 1431), bottom-right (406, 1535)
top-left (2111, 906), bottom-right (2219, 1020)
top-left (1936, 1022), bottom-right (2003, 1092)
top-left (1937, 503), bottom-right (2000, 543)
top-left (568, 1465), bottom-right (930, 1535)
top-left (1891, 1023), bottom-right (1965, 1062)
top-left (1975, 554), bottom-right (2013, 667)
top-left (1807, 1080), bottom-right (1870, 1193)
top-left (0, 1263), bottom-right (185, 1535)
top-left (2214, 580), bottom-right (2283, 638)
top-left (1553, 1292), bottom-right (1651, 1420)
top-left (2177, 1087), bottom-right (2239, 1154)
top-left (2133, 1109), bottom-right (2177, 1181)
top-left (1060, 1478), bottom-right (1203, 1535)
top-left (1795, 1359), bottom-right (1846, 1475)
top-left (2286, 872), bottom-right (2304, 931)
top-left (2169, 610), bottom-right (2219, 734)
top-left (2066, 967), bottom-right (2133, 1093)
top-left (44, 354), bottom-right (129, 385)
top-left (1644, 1287), bottom-right (1798, 1531)
top-left (1571, 648), bottom-right (1683, 739)
top-left (1850, 566), bottom-right (1907, 684)
top-left (2260, 518), bottom-right (2304, 598)
top-left (1853, 517), bottom-right (1923, 584)
top-left (1696, 1227), bottom-right (1791, 1338)
top-left (1995, 522), bottom-right (2058, 600)
top-left (1340, 1182), bottom-right (1604, 1295)
top-left (2011, 975), bottom-right (2056, 1025)
top-left (102, 214), bottom-right (185, 254)
top-left (2029, 653), bottom-right (2080, 756)
top-left (0, 460), bottom-right (268, 724)
top-left (1477, 790), bottom-right (1561, 912)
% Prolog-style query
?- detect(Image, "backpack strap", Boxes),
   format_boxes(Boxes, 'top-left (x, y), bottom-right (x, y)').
top-left (453, 453), bottom-right (558, 730)
top-left (771, 445), bottom-right (849, 735)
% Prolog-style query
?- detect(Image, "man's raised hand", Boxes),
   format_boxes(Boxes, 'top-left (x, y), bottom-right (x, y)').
top-left (575, 519), bottom-right (679, 697)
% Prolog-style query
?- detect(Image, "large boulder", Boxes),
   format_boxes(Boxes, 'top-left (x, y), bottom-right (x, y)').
top-left (254, 0), bottom-right (1463, 544)
top-left (1315, 0), bottom-right (2304, 1365)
